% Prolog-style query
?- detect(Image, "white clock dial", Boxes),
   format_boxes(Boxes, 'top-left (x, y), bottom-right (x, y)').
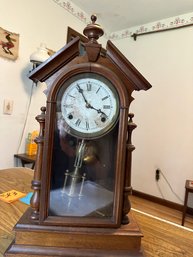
top-left (60, 74), bottom-right (119, 138)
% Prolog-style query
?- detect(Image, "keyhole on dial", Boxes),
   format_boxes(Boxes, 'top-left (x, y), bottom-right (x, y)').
top-left (68, 114), bottom-right (73, 119)
top-left (101, 117), bottom-right (106, 122)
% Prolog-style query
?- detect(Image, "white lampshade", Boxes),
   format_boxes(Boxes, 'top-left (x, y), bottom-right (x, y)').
top-left (30, 43), bottom-right (50, 65)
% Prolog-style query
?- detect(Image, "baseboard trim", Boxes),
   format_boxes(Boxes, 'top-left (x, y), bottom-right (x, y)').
top-left (132, 190), bottom-right (193, 215)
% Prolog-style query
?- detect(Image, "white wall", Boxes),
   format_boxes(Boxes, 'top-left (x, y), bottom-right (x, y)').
top-left (113, 26), bottom-right (193, 204)
top-left (0, 0), bottom-right (86, 168)
top-left (1, 0), bottom-right (192, 206)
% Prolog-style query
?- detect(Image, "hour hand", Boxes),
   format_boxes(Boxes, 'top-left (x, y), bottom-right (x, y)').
top-left (89, 105), bottom-right (107, 118)
top-left (76, 84), bottom-right (107, 117)
top-left (97, 108), bottom-right (107, 117)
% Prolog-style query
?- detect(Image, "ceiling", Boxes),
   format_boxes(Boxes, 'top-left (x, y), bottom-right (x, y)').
top-left (71, 0), bottom-right (193, 32)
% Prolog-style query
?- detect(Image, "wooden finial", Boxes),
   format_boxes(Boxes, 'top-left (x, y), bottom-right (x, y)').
top-left (83, 14), bottom-right (104, 43)
top-left (128, 113), bottom-right (134, 122)
top-left (91, 14), bottom-right (97, 24)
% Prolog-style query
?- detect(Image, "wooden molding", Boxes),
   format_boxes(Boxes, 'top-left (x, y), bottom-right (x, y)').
top-left (132, 190), bottom-right (193, 215)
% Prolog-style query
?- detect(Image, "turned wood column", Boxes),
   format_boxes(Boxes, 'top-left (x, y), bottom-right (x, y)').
top-left (30, 106), bottom-right (46, 220)
top-left (122, 113), bottom-right (137, 224)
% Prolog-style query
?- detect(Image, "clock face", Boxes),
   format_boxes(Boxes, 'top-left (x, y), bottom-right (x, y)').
top-left (60, 73), bottom-right (119, 139)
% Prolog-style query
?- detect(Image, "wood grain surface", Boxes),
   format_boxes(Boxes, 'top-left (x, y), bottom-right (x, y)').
top-left (0, 168), bottom-right (193, 257)
top-left (0, 168), bottom-right (33, 256)
top-left (133, 209), bottom-right (193, 257)
top-left (130, 195), bottom-right (193, 230)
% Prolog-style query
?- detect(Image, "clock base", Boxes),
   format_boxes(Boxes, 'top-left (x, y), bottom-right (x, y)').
top-left (4, 208), bottom-right (144, 257)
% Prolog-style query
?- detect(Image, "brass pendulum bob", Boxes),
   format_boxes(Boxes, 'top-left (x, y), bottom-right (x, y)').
top-left (63, 139), bottom-right (86, 197)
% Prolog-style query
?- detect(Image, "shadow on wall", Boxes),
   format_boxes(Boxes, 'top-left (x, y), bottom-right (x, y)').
top-left (21, 63), bottom-right (34, 96)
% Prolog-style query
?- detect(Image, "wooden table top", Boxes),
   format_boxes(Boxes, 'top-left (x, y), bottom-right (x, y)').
top-left (0, 168), bottom-right (33, 257)
top-left (14, 153), bottom-right (36, 162)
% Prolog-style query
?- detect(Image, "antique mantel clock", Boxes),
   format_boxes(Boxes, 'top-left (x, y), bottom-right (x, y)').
top-left (5, 15), bottom-right (151, 257)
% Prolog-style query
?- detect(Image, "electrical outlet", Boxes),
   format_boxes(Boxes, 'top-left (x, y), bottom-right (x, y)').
top-left (155, 169), bottom-right (160, 181)
top-left (3, 99), bottom-right (13, 115)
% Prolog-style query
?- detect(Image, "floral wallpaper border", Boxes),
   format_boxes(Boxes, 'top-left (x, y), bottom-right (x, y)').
top-left (110, 12), bottom-right (193, 40)
top-left (53, 0), bottom-right (90, 24)
top-left (53, 0), bottom-right (193, 40)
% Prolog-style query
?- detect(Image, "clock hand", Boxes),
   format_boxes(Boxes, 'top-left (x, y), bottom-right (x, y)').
top-left (86, 104), bottom-right (108, 121)
top-left (76, 84), bottom-right (107, 118)
top-left (89, 106), bottom-right (107, 117)
top-left (76, 84), bottom-right (89, 106)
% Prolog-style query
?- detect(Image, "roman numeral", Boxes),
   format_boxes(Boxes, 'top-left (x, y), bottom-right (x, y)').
top-left (87, 82), bottom-right (92, 91)
top-left (96, 86), bottom-right (101, 94)
top-left (63, 104), bottom-right (73, 108)
top-left (68, 94), bottom-right (75, 98)
top-left (103, 105), bottom-right (111, 109)
top-left (86, 121), bottom-right (89, 130)
top-left (102, 95), bottom-right (109, 101)
top-left (75, 119), bottom-right (81, 126)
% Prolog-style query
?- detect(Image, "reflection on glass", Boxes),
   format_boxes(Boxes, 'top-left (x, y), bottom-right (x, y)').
top-left (48, 82), bottom-right (118, 219)
top-left (49, 122), bottom-right (118, 219)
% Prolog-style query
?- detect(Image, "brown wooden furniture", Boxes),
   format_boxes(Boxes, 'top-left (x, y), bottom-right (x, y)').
top-left (1, 169), bottom-right (193, 257)
top-left (4, 15), bottom-right (151, 257)
top-left (14, 153), bottom-right (36, 169)
top-left (0, 169), bottom-right (141, 257)
top-left (67, 26), bottom-right (106, 56)
top-left (0, 168), bottom-right (32, 257)
top-left (181, 180), bottom-right (193, 226)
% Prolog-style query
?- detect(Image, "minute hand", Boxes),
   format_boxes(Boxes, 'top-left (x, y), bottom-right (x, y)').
top-left (76, 85), bottom-right (107, 117)
top-left (76, 84), bottom-right (89, 105)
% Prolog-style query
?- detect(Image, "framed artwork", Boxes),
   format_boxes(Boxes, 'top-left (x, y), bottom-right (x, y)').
top-left (0, 27), bottom-right (19, 60)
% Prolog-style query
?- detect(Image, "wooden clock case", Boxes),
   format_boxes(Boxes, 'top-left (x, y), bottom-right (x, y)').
top-left (4, 16), bottom-right (151, 257)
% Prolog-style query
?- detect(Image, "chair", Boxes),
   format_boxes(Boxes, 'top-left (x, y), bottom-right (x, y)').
top-left (181, 180), bottom-right (193, 226)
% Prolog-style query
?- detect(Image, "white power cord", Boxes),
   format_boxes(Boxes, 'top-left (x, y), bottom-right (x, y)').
top-left (16, 82), bottom-right (35, 154)
top-left (156, 169), bottom-right (183, 203)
